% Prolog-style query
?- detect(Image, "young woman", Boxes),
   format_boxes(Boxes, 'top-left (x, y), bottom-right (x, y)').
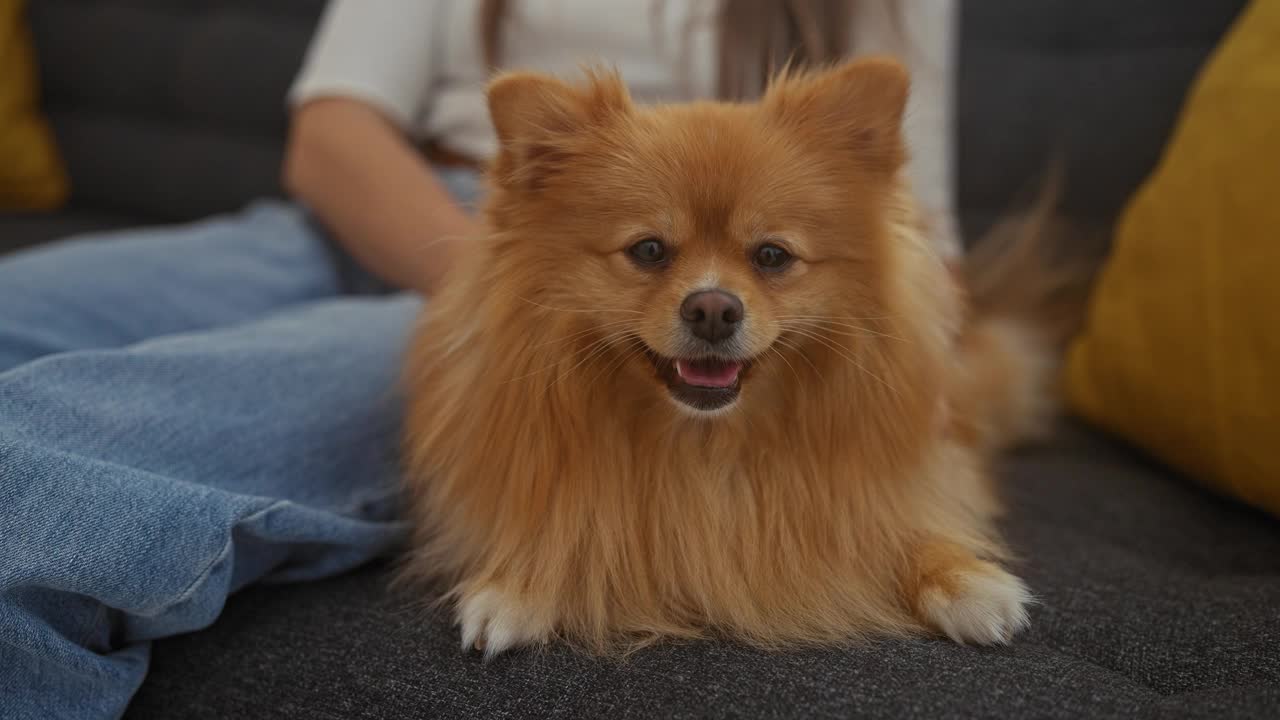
top-left (0, 1), bottom-right (956, 716)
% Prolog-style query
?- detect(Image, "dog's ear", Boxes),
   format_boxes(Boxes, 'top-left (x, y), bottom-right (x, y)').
top-left (487, 67), bottom-right (631, 191)
top-left (763, 57), bottom-right (909, 176)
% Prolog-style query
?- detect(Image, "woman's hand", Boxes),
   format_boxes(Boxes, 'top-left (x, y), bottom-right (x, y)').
top-left (284, 98), bottom-right (484, 295)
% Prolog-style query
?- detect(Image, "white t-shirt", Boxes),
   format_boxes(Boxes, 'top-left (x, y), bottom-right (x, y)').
top-left (290, 0), bottom-right (959, 255)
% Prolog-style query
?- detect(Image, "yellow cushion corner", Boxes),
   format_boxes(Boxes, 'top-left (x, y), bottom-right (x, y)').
top-left (0, 0), bottom-right (68, 211)
top-left (1066, 0), bottom-right (1280, 518)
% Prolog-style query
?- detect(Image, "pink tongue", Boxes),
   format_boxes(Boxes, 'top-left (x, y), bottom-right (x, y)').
top-left (675, 358), bottom-right (742, 388)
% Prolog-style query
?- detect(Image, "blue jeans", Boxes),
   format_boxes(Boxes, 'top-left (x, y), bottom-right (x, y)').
top-left (0, 171), bottom-right (480, 719)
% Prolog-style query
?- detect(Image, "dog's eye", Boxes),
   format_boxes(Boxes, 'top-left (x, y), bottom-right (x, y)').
top-left (627, 237), bottom-right (668, 267)
top-left (753, 243), bottom-right (792, 272)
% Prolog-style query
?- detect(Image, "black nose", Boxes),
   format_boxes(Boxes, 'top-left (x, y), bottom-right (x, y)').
top-left (680, 290), bottom-right (743, 343)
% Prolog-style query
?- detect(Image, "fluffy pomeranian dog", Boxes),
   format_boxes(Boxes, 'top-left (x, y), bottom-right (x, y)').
top-left (401, 58), bottom-right (1074, 658)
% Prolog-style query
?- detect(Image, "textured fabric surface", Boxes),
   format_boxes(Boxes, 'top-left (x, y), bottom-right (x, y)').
top-left (125, 422), bottom-right (1280, 719)
top-left (0, 204), bottom-right (419, 718)
top-left (956, 0), bottom-right (1247, 248)
top-left (0, 0), bottom-right (67, 210)
top-left (0, 209), bottom-right (146, 256)
top-left (1067, 0), bottom-right (1280, 519)
top-left (26, 0), bottom-right (325, 220)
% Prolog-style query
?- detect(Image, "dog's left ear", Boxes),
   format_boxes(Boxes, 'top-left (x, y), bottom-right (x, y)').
top-left (487, 67), bottom-right (631, 191)
top-left (763, 57), bottom-right (910, 176)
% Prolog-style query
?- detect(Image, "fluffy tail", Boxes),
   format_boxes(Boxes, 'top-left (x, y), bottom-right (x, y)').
top-left (949, 180), bottom-right (1100, 452)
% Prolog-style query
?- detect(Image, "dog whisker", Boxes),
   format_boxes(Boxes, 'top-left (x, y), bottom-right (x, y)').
top-left (783, 327), bottom-right (899, 396)
top-left (775, 314), bottom-right (895, 322)
top-left (532, 318), bottom-right (642, 349)
top-left (586, 334), bottom-right (644, 389)
top-left (503, 328), bottom-right (636, 385)
top-left (778, 319), bottom-right (906, 343)
top-left (772, 335), bottom-right (824, 383)
top-left (543, 329), bottom-right (638, 391)
top-left (765, 344), bottom-right (803, 387)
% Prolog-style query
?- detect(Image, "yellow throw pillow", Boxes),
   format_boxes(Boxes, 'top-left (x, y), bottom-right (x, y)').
top-left (0, 0), bottom-right (67, 210)
top-left (1066, 0), bottom-right (1280, 518)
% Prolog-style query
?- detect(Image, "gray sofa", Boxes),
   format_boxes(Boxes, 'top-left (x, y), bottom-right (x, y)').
top-left (5, 1), bottom-right (1278, 718)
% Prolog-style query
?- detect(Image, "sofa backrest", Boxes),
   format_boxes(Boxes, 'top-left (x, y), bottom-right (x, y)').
top-left (29, 0), bottom-right (324, 222)
top-left (31, 0), bottom-right (1246, 239)
top-left (956, 0), bottom-right (1245, 245)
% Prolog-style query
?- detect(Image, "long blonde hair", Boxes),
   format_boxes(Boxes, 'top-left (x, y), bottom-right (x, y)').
top-left (479, 0), bottom-right (859, 100)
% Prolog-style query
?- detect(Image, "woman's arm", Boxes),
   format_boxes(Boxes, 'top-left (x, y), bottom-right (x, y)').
top-left (283, 99), bottom-right (481, 295)
top-left (283, 0), bottom-right (480, 295)
top-left (283, 98), bottom-right (483, 295)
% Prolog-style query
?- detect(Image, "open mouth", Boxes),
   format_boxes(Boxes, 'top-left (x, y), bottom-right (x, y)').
top-left (643, 349), bottom-right (750, 412)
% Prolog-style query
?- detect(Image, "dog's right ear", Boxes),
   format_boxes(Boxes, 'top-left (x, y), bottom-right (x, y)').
top-left (487, 68), bottom-right (631, 191)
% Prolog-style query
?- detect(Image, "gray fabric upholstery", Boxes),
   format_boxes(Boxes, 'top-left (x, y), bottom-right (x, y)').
top-left (125, 423), bottom-right (1280, 719)
top-left (27, 0), bottom-right (324, 222)
top-left (0, 211), bottom-right (149, 256)
top-left (956, 0), bottom-right (1246, 247)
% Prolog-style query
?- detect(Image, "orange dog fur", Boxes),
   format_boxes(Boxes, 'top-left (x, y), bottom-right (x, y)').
top-left (400, 58), bottom-right (1061, 657)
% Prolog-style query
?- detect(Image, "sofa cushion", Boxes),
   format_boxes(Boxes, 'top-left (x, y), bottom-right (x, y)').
top-left (1066, 0), bottom-right (1280, 519)
top-left (0, 0), bottom-right (68, 210)
top-left (124, 423), bottom-right (1280, 719)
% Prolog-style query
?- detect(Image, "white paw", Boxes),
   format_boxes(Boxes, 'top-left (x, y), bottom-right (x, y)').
top-left (919, 566), bottom-right (1032, 646)
top-left (456, 587), bottom-right (553, 660)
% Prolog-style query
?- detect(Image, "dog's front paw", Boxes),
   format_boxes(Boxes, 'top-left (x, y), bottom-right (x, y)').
top-left (917, 562), bottom-right (1031, 646)
top-left (456, 586), bottom-right (554, 660)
